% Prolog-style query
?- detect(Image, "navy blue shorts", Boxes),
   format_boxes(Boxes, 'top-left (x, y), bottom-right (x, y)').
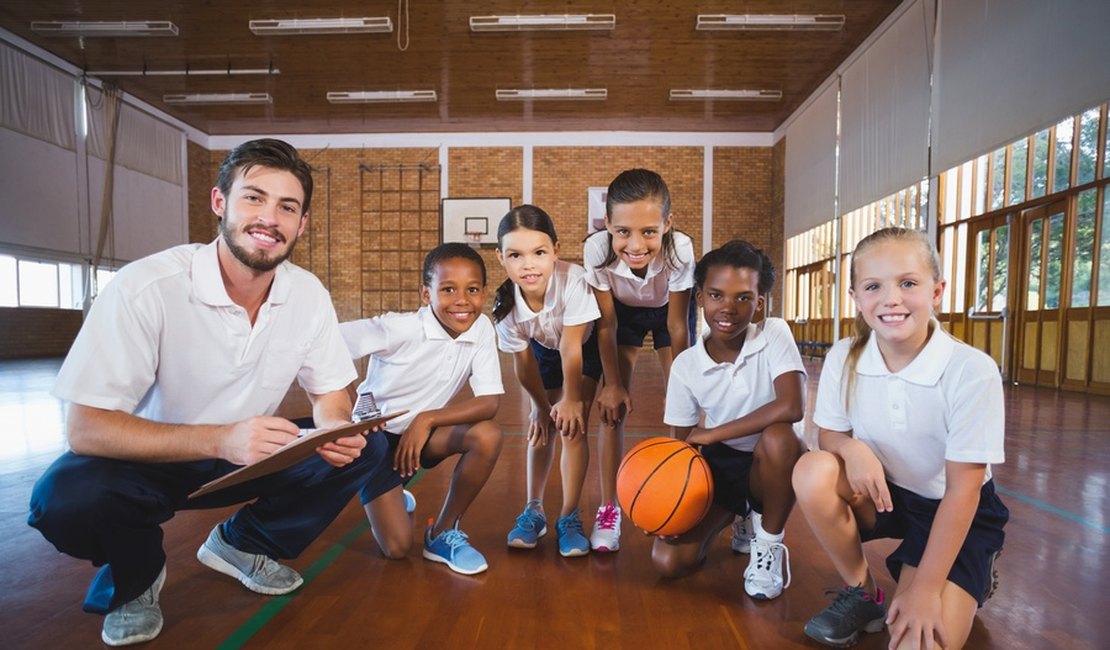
top-left (529, 328), bottom-right (603, 390)
top-left (356, 429), bottom-right (447, 505)
top-left (861, 480), bottom-right (1009, 606)
top-left (700, 442), bottom-right (754, 517)
top-left (612, 290), bottom-right (697, 349)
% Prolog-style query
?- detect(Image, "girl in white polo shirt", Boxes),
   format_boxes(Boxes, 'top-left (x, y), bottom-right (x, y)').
top-left (340, 243), bottom-right (504, 576)
top-left (794, 227), bottom-right (1008, 649)
top-left (494, 205), bottom-right (602, 558)
top-left (657, 240), bottom-right (806, 602)
top-left (582, 169), bottom-right (697, 553)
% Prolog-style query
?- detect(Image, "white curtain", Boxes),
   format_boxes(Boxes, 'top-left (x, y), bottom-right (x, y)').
top-left (839, 0), bottom-right (932, 214)
top-left (0, 41), bottom-right (74, 150)
top-left (785, 83), bottom-right (838, 238)
top-left (932, 0), bottom-right (1110, 173)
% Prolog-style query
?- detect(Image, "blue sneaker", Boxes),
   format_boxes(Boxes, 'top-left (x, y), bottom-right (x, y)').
top-left (403, 489), bottom-right (416, 514)
top-left (423, 525), bottom-right (488, 575)
top-left (507, 505), bottom-right (547, 549)
top-left (556, 510), bottom-right (589, 557)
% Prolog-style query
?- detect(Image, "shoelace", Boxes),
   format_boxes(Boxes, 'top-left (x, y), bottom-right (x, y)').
top-left (440, 527), bottom-right (469, 550)
top-left (515, 510), bottom-right (542, 531)
top-left (823, 585), bottom-right (879, 616)
top-left (558, 515), bottom-right (583, 535)
top-left (595, 504), bottom-right (619, 530)
top-left (751, 540), bottom-right (791, 588)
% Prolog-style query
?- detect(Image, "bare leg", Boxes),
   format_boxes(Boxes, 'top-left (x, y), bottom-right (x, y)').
top-left (749, 422), bottom-right (804, 534)
top-left (792, 450), bottom-right (879, 591)
top-left (598, 345), bottom-right (638, 505)
top-left (526, 387), bottom-right (563, 505)
top-left (422, 420), bottom-right (503, 536)
top-left (558, 385), bottom-right (596, 517)
top-left (650, 504), bottom-right (735, 578)
top-left (889, 566), bottom-right (978, 650)
top-left (364, 486), bottom-right (413, 559)
top-left (655, 345), bottom-right (675, 392)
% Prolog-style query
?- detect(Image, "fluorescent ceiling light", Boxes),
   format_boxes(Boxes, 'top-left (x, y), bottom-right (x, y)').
top-left (470, 14), bottom-right (615, 32)
top-left (327, 90), bottom-right (437, 104)
top-left (30, 20), bottom-right (178, 37)
top-left (249, 17), bottom-right (392, 35)
top-left (696, 14), bottom-right (845, 31)
top-left (670, 89), bottom-right (782, 101)
top-left (496, 88), bottom-right (607, 101)
top-left (88, 67), bottom-right (279, 77)
top-left (163, 93), bottom-right (272, 105)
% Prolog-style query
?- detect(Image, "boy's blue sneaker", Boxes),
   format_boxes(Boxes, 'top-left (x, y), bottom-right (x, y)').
top-left (556, 510), bottom-right (589, 557)
top-left (423, 525), bottom-right (488, 575)
top-left (403, 489), bottom-right (416, 514)
top-left (507, 505), bottom-right (547, 549)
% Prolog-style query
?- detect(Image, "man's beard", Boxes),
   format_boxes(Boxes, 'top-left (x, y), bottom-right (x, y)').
top-left (220, 219), bottom-right (298, 272)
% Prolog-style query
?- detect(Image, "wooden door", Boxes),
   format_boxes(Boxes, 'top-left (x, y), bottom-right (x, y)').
top-left (965, 214), bottom-right (1012, 376)
top-left (1014, 201), bottom-right (1067, 386)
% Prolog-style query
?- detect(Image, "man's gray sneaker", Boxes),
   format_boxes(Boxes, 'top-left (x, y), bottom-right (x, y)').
top-left (101, 565), bottom-right (166, 646)
top-left (803, 585), bottom-right (886, 647)
top-left (196, 525), bottom-right (303, 595)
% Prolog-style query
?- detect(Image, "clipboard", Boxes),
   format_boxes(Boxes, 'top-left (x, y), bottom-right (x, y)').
top-left (189, 411), bottom-right (406, 499)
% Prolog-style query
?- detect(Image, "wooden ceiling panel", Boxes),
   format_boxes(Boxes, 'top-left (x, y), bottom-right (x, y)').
top-left (0, 1), bottom-right (901, 134)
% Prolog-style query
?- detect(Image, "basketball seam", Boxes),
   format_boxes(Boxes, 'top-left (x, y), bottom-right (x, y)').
top-left (627, 444), bottom-right (689, 530)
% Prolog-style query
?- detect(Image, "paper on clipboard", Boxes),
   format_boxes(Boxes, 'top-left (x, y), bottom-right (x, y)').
top-left (189, 411), bottom-right (406, 499)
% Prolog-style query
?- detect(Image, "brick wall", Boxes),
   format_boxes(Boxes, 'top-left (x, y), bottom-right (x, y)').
top-left (0, 307), bottom-right (83, 359)
top-left (191, 142), bottom-right (781, 322)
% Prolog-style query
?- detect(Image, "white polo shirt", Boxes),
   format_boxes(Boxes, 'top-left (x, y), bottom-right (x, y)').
top-left (340, 307), bottom-right (504, 434)
top-left (582, 230), bottom-right (696, 308)
top-left (665, 318), bottom-right (806, 452)
top-left (495, 260), bottom-right (600, 352)
top-left (813, 326), bottom-right (1005, 500)
top-left (53, 240), bottom-right (356, 426)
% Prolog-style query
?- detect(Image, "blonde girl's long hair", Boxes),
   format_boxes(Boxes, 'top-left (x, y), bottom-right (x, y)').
top-left (843, 227), bottom-right (942, 411)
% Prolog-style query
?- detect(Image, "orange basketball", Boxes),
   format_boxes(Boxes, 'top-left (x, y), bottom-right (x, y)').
top-left (616, 437), bottom-right (714, 536)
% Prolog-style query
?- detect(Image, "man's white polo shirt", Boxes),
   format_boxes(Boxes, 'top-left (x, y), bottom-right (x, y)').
top-left (53, 240), bottom-right (355, 426)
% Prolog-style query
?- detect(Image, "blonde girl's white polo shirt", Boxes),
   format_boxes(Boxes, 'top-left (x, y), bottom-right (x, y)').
top-left (664, 318), bottom-right (806, 452)
top-left (582, 230), bottom-right (696, 308)
top-left (813, 326), bottom-right (1005, 500)
top-left (495, 260), bottom-right (601, 353)
top-left (340, 307), bottom-right (504, 435)
top-left (52, 240), bottom-right (356, 426)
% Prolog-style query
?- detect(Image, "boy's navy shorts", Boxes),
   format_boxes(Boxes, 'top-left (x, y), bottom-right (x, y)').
top-left (357, 430), bottom-right (446, 505)
top-left (529, 328), bottom-right (603, 390)
top-left (700, 442), bottom-right (755, 517)
top-left (612, 290), bottom-right (697, 349)
top-left (861, 479), bottom-right (1008, 606)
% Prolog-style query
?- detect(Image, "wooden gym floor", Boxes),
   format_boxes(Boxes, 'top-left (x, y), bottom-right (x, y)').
top-left (1, 353), bottom-right (1107, 649)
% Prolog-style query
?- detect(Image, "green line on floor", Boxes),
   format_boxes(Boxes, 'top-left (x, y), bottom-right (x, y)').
top-left (217, 470), bottom-right (424, 649)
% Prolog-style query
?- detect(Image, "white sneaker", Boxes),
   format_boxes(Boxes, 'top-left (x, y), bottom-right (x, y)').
top-left (730, 512), bottom-right (753, 554)
top-left (589, 502), bottom-right (621, 552)
top-left (101, 565), bottom-right (166, 646)
top-left (744, 537), bottom-right (791, 600)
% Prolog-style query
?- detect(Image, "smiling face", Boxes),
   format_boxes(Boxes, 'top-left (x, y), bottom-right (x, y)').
top-left (607, 199), bottom-right (670, 276)
top-left (496, 227), bottom-right (558, 304)
top-left (850, 239), bottom-right (945, 357)
top-left (213, 165), bottom-right (307, 273)
top-left (696, 263), bottom-right (763, 352)
top-left (422, 256), bottom-right (487, 338)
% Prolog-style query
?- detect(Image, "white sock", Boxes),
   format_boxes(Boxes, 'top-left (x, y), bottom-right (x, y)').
top-left (752, 512), bottom-right (784, 544)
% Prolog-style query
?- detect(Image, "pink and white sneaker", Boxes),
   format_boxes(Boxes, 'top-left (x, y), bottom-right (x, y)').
top-left (589, 502), bottom-right (622, 552)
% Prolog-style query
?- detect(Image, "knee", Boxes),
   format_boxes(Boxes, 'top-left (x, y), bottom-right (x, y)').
top-left (467, 420), bottom-right (503, 460)
top-left (374, 528), bottom-right (413, 559)
top-left (791, 450), bottom-right (840, 498)
top-left (29, 456), bottom-right (116, 533)
top-left (754, 423), bottom-right (804, 465)
top-left (651, 541), bottom-right (694, 579)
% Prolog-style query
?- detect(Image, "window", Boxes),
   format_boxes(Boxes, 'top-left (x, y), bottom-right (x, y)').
top-left (1077, 107), bottom-right (1100, 186)
top-left (0, 253), bottom-right (86, 310)
top-left (990, 148), bottom-right (1006, 211)
top-left (1054, 117), bottom-right (1074, 193)
top-left (1071, 189), bottom-right (1096, 307)
top-left (1099, 190), bottom-right (1110, 306)
top-left (1031, 129), bottom-right (1049, 198)
top-left (1009, 138), bottom-right (1028, 206)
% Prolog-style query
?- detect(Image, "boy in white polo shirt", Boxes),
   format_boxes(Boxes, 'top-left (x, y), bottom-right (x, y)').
top-left (340, 243), bottom-right (504, 576)
top-left (655, 240), bottom-right (806, 602)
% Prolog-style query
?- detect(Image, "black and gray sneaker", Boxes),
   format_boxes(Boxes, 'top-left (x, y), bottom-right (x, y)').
top-left (982, 549), bottom-right (1002, 603)
top-left (804, 585), bottom-right (887, 648)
